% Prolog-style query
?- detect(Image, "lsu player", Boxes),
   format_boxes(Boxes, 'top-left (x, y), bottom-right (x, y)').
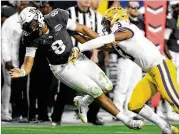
top-left (73, 7), bottom-right (179, 134)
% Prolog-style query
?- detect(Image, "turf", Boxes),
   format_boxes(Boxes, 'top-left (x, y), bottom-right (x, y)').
top-left (2, 124), bottom-right (179, 134)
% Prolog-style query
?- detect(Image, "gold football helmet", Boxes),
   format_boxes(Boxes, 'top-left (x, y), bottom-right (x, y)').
top-left (101, 7), bottom-right (129, 33)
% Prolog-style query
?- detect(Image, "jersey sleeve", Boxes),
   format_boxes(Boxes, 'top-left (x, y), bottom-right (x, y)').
top-left (66, 18), bottom-right (76, 31)
top-left (22, 35), bottom-right (38, 48)
top-left (112, 21), bottom-right (134, 38)
top-left (25, 47), bottom-right (37, 57)
top-left (22, 35), bottom-right (38, 57)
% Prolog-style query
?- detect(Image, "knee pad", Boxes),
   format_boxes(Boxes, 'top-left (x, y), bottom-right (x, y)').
top-left (103, 81), bottom-right (113, 93)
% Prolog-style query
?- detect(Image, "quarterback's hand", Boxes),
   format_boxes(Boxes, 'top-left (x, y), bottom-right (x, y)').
top-left (68, 47), bottom-right (80, 64)
top-left (9, 68), bottom-right (24, 78)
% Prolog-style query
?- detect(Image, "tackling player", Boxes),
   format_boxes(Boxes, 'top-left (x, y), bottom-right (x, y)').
top-left (9, 7), bottom-right (143, 129)
top-left (74, 7), bottom-right (179, 134)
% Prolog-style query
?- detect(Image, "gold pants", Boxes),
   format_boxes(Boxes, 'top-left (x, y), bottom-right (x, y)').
top-left (128, 59), bottom-right (179, 113)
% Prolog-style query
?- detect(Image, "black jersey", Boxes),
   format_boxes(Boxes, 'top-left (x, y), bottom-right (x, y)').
top-left (22, 8), bottom-right (74, 65)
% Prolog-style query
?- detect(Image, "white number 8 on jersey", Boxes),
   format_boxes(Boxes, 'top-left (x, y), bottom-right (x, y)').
top-left (51, 40), bottom-right (66, 55)
top-left (51, 10), bottom-right (58, 17)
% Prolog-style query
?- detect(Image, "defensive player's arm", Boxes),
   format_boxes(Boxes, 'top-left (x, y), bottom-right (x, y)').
top-left (78, 30), bottom-right (133, 52)
top-left (10, 47), bottom-right (36, 78)
top-left (72, 33), bottom-right (112, 51)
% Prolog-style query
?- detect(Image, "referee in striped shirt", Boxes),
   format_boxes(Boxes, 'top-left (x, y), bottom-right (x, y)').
top-left (68, 0), bottom-right (103, 49)
top-left (68, 0), bottom-right (105, 125)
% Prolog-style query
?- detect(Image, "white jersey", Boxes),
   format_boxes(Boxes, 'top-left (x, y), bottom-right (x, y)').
top-left (111, 20), bottom-right (165, 71)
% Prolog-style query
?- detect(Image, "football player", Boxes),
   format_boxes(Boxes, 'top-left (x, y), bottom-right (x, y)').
top-left (9, 7), bottom-right (143, 129)
top-left (73, 7), bottom-right (179, 134)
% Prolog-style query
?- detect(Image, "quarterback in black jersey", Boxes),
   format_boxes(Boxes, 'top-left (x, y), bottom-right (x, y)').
top-left (10, 7), bottom-right (143, 129)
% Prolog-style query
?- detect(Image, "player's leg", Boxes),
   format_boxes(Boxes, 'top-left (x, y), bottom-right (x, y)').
top-left (148, 59), bottom-right (179, 133)
top-left (158, 51), bottom-right (179, 121)
top-left (128, 74), bottom-right (174, 134)
top-left (1, 64), bottom-right (12, 121)
top-left (95, 93), bottom-right (144, 130)
top-left (74, 55), bottom-right (143, 129)
top-left (50, 62), bottom-right (103, 123)
top-left (74, 93), bottom-right (141, 127)
top-left (74, 53), bottom-right (113, 118)
top-left (50, 62), bottom-right (143, 129)
top-left (75, 53), bottom-right (113, 93)
top-left (153, 59), bottom-right (179, 114)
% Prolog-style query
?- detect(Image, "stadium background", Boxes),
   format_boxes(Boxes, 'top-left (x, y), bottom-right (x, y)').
top-left (1, 0), bottom-right (179, 134)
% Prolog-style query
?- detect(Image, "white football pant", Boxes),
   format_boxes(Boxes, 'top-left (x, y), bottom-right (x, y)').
top-left (113, 58), bottom-right (142, 118)
top-left (50, 53), bottom-right (113, 98)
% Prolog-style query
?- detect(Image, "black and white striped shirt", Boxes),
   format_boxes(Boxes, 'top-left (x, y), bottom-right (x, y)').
top-left (67, 6), bottom-right (103, 47)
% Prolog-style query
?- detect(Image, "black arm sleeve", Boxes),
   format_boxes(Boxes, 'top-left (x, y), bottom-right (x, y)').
top-left (22, 35), bottom-right (39, 48)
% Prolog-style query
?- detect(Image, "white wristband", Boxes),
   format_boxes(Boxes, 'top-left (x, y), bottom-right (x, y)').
top-left (21, 68), bottom-right (26, 77)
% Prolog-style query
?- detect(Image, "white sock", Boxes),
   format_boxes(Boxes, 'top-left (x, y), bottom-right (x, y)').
top-left (82, 95), bottom-right (94, 106)
top-left (116, 112), bottom-right (130, 124)
top-left (139, 105), bottom-right (172, 133)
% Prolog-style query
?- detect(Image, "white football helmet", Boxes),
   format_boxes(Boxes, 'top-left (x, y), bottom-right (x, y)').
top-left (19, 7), bottom-right (45, 35)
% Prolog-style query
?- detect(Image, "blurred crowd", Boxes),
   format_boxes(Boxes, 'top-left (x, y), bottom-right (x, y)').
top-left (1, 0), bottom-right (179, 125)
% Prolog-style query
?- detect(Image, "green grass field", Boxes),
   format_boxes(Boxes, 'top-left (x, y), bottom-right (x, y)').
top-left (2, 124), bottom-right (179, 134)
